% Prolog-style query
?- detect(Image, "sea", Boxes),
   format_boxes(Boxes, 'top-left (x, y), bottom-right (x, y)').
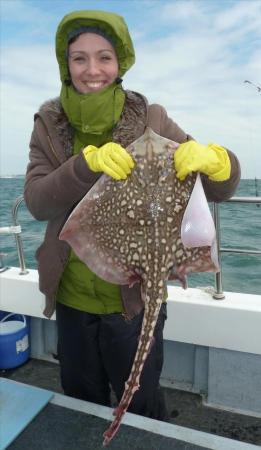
top-left (0, 176), bottom-right (260, 296)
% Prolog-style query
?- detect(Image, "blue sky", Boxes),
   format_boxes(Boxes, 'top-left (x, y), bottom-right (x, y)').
top-left (0, 0), bottom-right (260, 178)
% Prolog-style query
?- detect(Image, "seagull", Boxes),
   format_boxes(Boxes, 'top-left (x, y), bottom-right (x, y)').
top-left (244, 80), bottom-right (261, 92)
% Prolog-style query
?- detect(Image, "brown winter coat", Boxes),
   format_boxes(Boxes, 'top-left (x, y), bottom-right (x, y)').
top-left (24, 90), bottom-right (241, 318)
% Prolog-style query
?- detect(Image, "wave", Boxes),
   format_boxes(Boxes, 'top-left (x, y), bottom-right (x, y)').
top-left (0, 175), bottom-right (25, 179)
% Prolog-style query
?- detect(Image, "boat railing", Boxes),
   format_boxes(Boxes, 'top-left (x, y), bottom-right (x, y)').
top-left (0, 195), bottom-right (28, 275)
top-left (213, 196), bottom-right (261, 299)
top-left (0, 195), bottom-right (261, 298)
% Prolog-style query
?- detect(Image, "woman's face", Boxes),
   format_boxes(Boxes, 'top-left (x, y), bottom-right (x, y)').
top-left (68, 32), bottom-right (119, 94)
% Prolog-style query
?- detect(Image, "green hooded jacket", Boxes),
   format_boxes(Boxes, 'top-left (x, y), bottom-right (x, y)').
top-left (56, 10), bottom-right (136, 314)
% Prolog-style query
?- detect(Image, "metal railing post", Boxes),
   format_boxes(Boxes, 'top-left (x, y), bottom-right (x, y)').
top-left (11, 195), bottom-right (28, 275)
top-left (212, 203), bottom-right (225, 299)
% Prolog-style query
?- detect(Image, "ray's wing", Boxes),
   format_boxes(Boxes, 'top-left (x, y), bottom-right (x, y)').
top-left (59, 175), bottom-right (135, 285)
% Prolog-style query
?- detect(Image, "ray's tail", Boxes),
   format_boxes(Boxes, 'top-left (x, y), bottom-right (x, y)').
top-left (103, 292), bottom-right (163, 446)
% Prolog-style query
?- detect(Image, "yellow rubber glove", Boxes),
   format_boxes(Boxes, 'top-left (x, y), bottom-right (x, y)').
top-left (174, 141), bottom-right (231, 182)
top-left (83, 142), bottom-right (135, 180)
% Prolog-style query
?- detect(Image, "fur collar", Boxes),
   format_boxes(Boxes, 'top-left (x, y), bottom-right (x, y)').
top-left (38, 90), bottom-right (148, 158)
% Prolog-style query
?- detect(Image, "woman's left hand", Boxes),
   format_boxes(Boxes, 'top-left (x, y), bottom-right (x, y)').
top-left (173, 141), bottom-right (231, 182)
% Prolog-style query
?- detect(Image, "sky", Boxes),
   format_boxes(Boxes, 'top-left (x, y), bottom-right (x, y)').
top-left (0, 0), bottom-right (260, 178)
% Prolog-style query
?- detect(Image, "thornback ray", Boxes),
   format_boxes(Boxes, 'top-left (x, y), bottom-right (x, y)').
top-left (59, 127), bottom-right (219, 446)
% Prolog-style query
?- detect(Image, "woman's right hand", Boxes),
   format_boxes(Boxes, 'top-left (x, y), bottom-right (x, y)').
top-left (83, 142), bottom-right (135, 180)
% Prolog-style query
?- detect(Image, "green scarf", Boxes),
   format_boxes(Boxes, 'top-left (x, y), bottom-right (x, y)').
top-left (61, 81), bottom-right (125, 149)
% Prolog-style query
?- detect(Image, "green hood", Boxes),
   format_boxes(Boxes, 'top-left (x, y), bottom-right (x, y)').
top-left (56, 9), bottom-right (135, 82)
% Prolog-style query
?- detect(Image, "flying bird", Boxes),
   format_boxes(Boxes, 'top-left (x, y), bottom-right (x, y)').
top-left (244, 80), bottom-right (261, 93)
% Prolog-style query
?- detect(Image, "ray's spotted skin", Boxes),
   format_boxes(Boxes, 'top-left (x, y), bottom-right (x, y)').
top-left (59, 128), bottom-right (219, 445)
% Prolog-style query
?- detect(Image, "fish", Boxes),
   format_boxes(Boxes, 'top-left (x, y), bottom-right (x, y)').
top-left (59, 127), bottom-right (219, 446)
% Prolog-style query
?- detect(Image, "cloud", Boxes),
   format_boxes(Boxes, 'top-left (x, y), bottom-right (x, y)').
top-left (0, 43), bottom-right (60, 175)
top-left (0, 0), bottom-right (57, 44)
top-left (1, 44), bottom-right (59, 89)
top-left (214, 0), bottom-right (261, 33)
top-left (160, 0), bottom-right (204, 22)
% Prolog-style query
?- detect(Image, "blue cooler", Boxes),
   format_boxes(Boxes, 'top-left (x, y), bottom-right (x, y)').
top-left (0, 312), bottom-right (30, 369)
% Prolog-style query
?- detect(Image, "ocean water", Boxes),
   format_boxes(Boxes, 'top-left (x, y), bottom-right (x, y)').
top-left (0, 177), bottom-right (260, 296)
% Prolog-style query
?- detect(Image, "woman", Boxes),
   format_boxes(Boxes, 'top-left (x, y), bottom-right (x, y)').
top-left (24, 10), bottom-right (240, 420)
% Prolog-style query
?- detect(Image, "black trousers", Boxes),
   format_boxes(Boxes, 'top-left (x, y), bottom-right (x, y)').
top-left (56, 302), bottom-right (168, 420)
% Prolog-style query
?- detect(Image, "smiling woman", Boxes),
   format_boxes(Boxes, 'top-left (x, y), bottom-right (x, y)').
top-left (68, 33), bottom-right (119, 94)
top-left (22, 6), bottom-right (241, 448)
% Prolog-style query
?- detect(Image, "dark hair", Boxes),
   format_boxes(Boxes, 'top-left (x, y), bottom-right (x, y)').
top-left (67, 26), bottom-right (116, 48)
